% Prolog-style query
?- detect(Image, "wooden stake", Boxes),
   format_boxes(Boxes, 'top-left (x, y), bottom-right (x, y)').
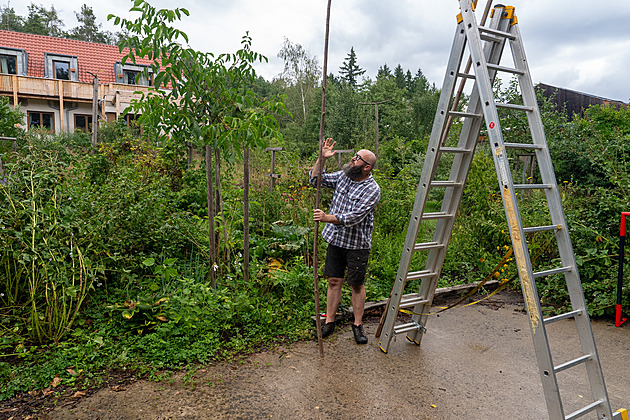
top-left (243, 147), bottom-right (250, 283)
top-left (313, 0), bottom-right (332, 357)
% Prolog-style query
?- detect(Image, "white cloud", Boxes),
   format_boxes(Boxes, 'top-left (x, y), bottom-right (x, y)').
top-left (11, 0), bottom-right (630, 101)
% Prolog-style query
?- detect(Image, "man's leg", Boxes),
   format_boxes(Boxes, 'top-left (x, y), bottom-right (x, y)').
top-left (350, 283), bottom-right (368, 344)
top-left (351, 284), bottom-right (366, 326)
top-left (326, 277), bottom-right (344, 324)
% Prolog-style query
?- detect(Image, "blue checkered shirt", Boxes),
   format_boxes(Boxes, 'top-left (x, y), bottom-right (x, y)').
top-left (310, 170), bottom-right (381, 250)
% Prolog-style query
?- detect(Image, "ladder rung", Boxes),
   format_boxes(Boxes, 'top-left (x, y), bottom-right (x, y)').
top-left (405, 270), bottom-right (436, 281)
top-left (543, 309), bottom-right (583, 325)
top-left (448, 110), bottom-right (482, 119)
top-left (430, 180), bottom-right (462, 188)
top-left (399, 297), bottom-right (430, 308)
top-left (496, 102), bottom-right (534, 112)
top-left (422, 212), bottom-right (453, 220)
top-left (439, 147), bottom-right (472, 153)
top-left (565, 400), bottom-right (605, 420)
top-left (394, 322), bottom-right (425, 335)
top-left (457, 72), bottom-right (475, 80)
top-left (555, 354), bottom-right (592, 373)
top-left (479, 33), bottom-right (504, 44)
top-left (487, 63), bottom-right (525, 75)
top-left (533, 266), bottom-right (572, 278)
top-left (514, 184), bottom-right (552, 190)
top-left (504, 142), bottom-right (543, 150)
top-left (522, 224), bottom-right (561, 234)
top-left (413, 242), bottom-right (444, 251)
top-left (478, 26), bottom-right (516, 40)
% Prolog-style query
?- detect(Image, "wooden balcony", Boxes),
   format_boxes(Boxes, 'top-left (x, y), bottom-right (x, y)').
top-left (0, 74), bottom-right (150, 105)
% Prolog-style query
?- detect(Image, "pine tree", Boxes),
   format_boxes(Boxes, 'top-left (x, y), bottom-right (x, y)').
top-left (68, 5), bottom-right (112, 44)
top-left (393, 64), bottom-right (405, 90)
top-left (0, 6), bottom-right (24, 32)
top-left (377, 64), bottom-right (391, 80)
top-left (338, 47), bottom-right (365, 88)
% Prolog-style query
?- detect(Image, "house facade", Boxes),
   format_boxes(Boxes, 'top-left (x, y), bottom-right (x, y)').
top-left (0, 30), bottom-right (158, 134)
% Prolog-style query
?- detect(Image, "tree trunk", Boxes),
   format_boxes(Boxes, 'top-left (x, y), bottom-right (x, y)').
top-left (243, 147), bottom-right (250, 282)
top-left (205, 145), bottom-right (216, 288)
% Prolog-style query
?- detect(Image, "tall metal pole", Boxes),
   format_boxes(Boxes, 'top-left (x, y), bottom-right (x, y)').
top-left (313, 0), bottom-right (332, 357)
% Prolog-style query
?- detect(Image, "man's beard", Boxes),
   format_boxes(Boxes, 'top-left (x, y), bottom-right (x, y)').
top-left (343, 163), bottom-right (363, 181)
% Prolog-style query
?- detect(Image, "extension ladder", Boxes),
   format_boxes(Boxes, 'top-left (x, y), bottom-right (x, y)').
top-left (376, 2), bottom-right (619, 419)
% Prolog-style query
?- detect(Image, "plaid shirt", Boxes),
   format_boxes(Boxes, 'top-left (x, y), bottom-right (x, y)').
top-left (310, 170), bottom-right (381, 250)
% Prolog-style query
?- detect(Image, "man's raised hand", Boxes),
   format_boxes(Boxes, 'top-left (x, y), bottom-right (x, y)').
top-left (322, 138), bottom-right (337, 159)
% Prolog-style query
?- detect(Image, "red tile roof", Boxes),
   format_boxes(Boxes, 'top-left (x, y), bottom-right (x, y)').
top-left (0, 30), bottom-right (155, 84)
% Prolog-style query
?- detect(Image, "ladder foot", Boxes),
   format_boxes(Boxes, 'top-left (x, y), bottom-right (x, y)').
top-left (405, 336), bottom-right (420, 345)
top-left (614, 408), bottom-right (629, 420)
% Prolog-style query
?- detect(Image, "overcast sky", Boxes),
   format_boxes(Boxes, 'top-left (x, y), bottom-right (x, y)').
top-left (14, 0), bottom-right (630, 102)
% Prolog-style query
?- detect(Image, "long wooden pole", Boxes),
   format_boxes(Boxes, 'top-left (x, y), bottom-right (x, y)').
top-left (313, 0), bottom-right (332, 357)
top-left (243, 147), bottom-right (250, 283)
top-left (91, 74), bottom-right (98, 148)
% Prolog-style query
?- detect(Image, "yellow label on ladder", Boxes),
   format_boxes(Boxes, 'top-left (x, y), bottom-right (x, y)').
top-left (503, 184), bottom-right (540, 334)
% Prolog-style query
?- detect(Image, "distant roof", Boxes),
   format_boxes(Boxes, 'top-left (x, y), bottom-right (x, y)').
top-left (537, 83), bottom-right (627, 120)
top-left (0, 30), bottom-right (154, 84)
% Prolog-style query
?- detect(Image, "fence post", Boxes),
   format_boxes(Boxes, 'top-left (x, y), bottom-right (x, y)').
top-left (335, 149), bottom-right (354, 170)
top-left (265, 147), bottom-right (284, 191)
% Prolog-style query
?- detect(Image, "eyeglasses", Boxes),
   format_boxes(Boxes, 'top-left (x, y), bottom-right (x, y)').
top-left (352, 153), bottom-right (370, 165)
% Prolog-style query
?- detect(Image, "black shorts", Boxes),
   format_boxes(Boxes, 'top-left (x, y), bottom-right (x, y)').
top-left (322, 244), bottom-right (370, 286)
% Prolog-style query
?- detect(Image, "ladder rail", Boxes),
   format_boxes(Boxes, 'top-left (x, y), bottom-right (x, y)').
top-left (460, 5), bottom-right (571, 418)
top-left (379, 2), bottom-right (616, 419)
top-left (407, 11), bottom-right (509, 343)
top-left (378, 19), bottom-right (471, 349)
top-left (508, 19), bottom-right (613, 419)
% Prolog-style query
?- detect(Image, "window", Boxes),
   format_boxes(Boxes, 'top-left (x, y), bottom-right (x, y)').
top-left (0, 47), bottom-right (27, 75)
top-left (122, 113), bottom-right (139, 125)
top-left (74, 114), bottom-right (92, 132)
top-left (53, 60), bottom-right (70, 80)
top-left (44, 53), bottom-right (78, 82)
top-left (115, 62), bottom-right (153, 86)
top-left (123, 69), bottom-right (151, 86)
top-left (28, 111), bottom-right (55, 131)
top-left (124, 70), bottom-right (138, 85)
top-left (0, 54), bottom-right (16, 74)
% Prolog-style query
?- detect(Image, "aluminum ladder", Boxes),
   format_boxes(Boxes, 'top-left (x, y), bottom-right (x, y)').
top-left (376, 2), bottom-right (618, 419)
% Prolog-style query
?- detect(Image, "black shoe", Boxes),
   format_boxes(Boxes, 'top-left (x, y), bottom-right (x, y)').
top-left (352, 324), bottom-right (368, 344)
top-left (315, 322), bottom-right (336, 339)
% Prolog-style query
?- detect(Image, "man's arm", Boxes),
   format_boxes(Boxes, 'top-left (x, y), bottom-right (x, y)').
top-left (313, 209), bottom-right (341, 225)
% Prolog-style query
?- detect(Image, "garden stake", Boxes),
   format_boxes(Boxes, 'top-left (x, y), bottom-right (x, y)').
top-left (312, 0), bottom-right (332, 357)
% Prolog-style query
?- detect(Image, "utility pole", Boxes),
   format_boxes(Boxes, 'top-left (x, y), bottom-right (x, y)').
top-left (360, 98), bottom-right (393, 163)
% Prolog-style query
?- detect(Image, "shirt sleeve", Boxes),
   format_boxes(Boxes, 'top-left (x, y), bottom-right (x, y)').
top-left (309, 170), bottom-right (340, 189)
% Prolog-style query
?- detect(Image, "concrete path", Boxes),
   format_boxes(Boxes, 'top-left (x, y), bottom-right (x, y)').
top-left (51, 291), bottom-right (629, 419)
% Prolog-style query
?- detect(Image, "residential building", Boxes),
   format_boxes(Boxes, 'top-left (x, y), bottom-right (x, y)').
top-left (0, 30), bottom-right (158, 134)
top-left (536, 83), bottom-right (627, 121)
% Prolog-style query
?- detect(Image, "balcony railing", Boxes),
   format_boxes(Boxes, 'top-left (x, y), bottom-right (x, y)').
top-left (0, 74), bottom-right (151, 103)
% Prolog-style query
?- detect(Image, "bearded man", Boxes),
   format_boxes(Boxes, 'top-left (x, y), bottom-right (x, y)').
top-left (310, 138), bottom-right (381, 344)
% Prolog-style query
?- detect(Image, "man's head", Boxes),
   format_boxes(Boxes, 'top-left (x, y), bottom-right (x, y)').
top-left (343, 149), bottom-right (377, 181)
